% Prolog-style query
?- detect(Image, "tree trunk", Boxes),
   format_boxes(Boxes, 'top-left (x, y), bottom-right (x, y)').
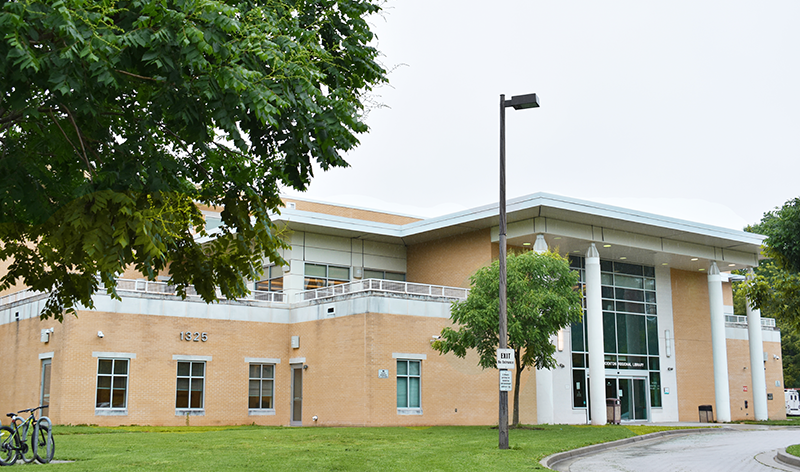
top-left (513, 349), bottom-right (523, 426)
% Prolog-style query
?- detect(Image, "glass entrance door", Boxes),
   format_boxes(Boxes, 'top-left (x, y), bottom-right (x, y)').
top-left (606, 377), bottom-right (648, 421)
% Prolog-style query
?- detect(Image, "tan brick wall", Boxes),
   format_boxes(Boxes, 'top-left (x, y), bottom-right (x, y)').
top-left (671, 268), bottom-right (716, 421)
top-left (0, 308), bottom-right (521, 427)
top-left (726, 338), bottom-right (786, 421)
top-left (0, 257), bottom-right (30, 297)
top-left (283, 199), bottom-right (421, 225)
top-left (406, 229), bottom-right (493, 288)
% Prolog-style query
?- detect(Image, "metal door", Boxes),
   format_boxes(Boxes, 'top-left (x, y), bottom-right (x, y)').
top-left (290, 366), bottom-right (303, 425)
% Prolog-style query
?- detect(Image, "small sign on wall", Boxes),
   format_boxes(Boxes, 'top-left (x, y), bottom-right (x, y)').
top-left (378, 369), bottom-right (389, 379)
top-left (743, 386), bottom-right (748, 392)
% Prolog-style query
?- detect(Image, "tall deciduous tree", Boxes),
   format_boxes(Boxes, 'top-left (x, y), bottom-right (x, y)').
top-left (744, 198), bottom-right (800, 334)
top-left (0, 0), bottom-right (386, 320)
top-left (432, 250), bottom-right (582, 426)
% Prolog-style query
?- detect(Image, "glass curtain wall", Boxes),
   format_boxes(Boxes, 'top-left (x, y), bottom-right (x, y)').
top-left (570, 257), bottom-right (662, 413)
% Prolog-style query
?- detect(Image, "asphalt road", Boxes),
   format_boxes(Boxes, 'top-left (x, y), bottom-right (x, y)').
top-left (553, 428), bottom-right (800, 472)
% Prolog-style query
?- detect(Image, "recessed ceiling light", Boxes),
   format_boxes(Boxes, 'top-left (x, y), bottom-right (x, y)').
top-left (554, 237), bottom-right (561, 240)
top-left (620, 257), bottom-right (627, 260)
top-left (661, 263), bottom-right (669, 266)
top-left (603, 244), bottom-right (611, 248)
top-left (691, 258), bottom-right (699, 261)
top-left (699, 268), bottom-right (705, 271)
top-left (573, 250), bottom-right (580, 253)
top-left (728, 263), bottom-right (736, 267)
top-left (522, 242), bottom-right (531, 246)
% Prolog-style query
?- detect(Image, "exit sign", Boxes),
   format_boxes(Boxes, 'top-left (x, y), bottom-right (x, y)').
top-left (497, 349), bottom-right (515, 369)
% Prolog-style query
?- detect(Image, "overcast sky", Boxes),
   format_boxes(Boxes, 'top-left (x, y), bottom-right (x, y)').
top-left (283, 1), bottom-right (800, 231)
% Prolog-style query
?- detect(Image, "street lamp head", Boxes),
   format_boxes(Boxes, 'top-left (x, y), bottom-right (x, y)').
top-left (506, 93), bottom-right (540, 110)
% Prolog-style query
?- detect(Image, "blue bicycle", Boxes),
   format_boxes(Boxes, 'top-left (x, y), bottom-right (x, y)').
top-left (0, 405), bottom-right (54, 465)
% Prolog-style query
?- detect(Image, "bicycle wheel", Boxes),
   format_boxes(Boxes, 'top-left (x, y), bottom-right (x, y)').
top-left (19, 423), bottom-right (35, 463)
top-left (0, 425), bottom-right (19, 466)
top-left (33, 420), bottom-right (54, 464)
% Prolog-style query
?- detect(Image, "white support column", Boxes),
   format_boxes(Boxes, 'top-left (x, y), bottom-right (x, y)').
top-left (536, 362), bottom-right (554, 424)
top-left (746, 269), bottom-right (769, 421)
top-left (533, 234), bottom-right (554, 424)
top-left (708, 261), bottom-right (731, 422)
top-left (586, 243), bottom-right (606, 425)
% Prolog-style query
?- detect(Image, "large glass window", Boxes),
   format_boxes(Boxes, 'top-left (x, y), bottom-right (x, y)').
top-left (304, 263), bottom-right (350, 290)
top-left (397, 360), bottom-right (421, 409)
top-left (96, 359), bottom-right (128, 409)
top-left (570, 257), bottom-right (661, 409)
top-left (249, 364), bottom-right (275, 410)
top-left (176, 361), bottom-right (205, 410)
top-left (256, 265), bottom-right (284, 292)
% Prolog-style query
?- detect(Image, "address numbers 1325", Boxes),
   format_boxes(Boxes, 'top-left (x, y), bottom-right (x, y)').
top-left (180, 331), bottom-right (208, 342)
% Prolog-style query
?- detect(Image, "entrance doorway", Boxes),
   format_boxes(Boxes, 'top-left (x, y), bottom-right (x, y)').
top-left (290, 365), bottom-right (303, 426)
top-left (606, 377), bottom-right (648, 421)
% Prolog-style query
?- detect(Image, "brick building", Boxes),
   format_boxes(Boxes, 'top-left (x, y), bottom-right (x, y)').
top-left (0, 193), bottom-right (784, 426)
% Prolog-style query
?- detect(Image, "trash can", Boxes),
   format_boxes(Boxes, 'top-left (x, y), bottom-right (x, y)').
top-left (698, 404), bottom-right (713, 423)
top-left (607, 398), bottom-right (621, 424)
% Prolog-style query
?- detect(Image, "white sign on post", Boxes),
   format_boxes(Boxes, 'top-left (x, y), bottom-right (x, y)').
top-left (497, 348), bottom-right (515, 369)
top-left (499, 370), bottom-right (513, 391)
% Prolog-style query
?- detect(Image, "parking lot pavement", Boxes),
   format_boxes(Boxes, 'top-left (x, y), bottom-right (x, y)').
top-left (552, 428), bottom-right (800, 472)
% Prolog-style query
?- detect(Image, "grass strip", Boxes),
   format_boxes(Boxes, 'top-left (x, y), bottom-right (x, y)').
top-left (44, 424), bottom-right (707, 471)
top-left (787, 444), bottom-right (800, 458)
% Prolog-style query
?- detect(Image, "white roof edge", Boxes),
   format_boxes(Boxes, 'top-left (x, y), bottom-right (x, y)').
top-left (399, 192), bottom-right (766, 245)
top-left (238, 192), bottom-right (764, 249)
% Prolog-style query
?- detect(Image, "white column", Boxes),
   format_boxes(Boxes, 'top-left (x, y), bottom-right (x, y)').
top-left (746, 269), bottom-right (769, 421)
top-left (586, 243), bottom-right (606, 425)
top-left (708, 261), bottom-right (731, 422)
top-left (533, 234), bottom-right (554, 424)
top-left (536, 362), bottom-right (554, 424)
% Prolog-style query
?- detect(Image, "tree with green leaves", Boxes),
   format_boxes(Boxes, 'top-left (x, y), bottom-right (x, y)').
top-left (736, 197), bottom-right (800, 388)
top-left (744, 198), bottom-right (800, 334)
top-left (432, 250), bottom-right (582, 426)
top-left (0, 0), bottom-right (386, 320)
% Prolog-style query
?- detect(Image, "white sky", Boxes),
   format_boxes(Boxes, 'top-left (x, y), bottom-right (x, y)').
top-left (283, 1), bottom-right (800, 231)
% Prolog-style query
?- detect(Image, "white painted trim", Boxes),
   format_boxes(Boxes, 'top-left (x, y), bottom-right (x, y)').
top-left (172, 355), bottom-right (212, 362)
top-left (289, 357), bottom-right (306, 364)
top-left (392, 353), bottom-right (427, 360)
top-left (93, 352), bottom-right (137, 359)
top-left (245, 357), bottom-right (281, 364)
top-left (38, 352), bottom-right (54, 360)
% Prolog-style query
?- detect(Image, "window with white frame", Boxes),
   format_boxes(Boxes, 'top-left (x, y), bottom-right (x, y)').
top-left (396, 359), bottom-right (421, 410)
top-left (96, 358), bottom-right (129, 409)
top-left (176, 361), bottom-right (205, 410)
top-left (248, 364), bottom-right (275, 410)
top-left (256, 265), bottom-right (284, 292)
top-left (304, 263), bottom-right (349, 290)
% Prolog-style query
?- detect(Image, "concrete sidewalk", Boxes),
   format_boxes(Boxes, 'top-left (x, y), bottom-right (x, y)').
top-left (541, 423), bottom-right (800, 471)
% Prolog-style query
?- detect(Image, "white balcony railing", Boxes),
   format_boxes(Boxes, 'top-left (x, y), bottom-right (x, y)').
top-left (725, 314), bottom-right (777, 328)
top-left (299, 279), bottom-right (469, 302)
top-left (113, 279), bottom-right (285, 303)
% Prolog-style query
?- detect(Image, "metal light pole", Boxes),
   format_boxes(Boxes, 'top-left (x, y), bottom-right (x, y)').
top-left (498, 92), bottom-right (539, 450)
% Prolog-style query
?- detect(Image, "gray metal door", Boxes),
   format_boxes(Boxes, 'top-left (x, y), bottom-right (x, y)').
top-left (291, 366), bottom-right (303, 425)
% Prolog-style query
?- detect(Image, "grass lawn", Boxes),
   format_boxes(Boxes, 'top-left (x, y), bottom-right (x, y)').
top-left (41, 424), bottom-right (700, 471)
top-left (733, 416), bottom-right (800, 426)
top-left (788, 444), bottom-right (800, 457)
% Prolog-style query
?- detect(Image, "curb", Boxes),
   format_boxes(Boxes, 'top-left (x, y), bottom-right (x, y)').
top-left (776, 448), bottom-right (800, 469)
top-left (540, 427), bottom-right (726, 470)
